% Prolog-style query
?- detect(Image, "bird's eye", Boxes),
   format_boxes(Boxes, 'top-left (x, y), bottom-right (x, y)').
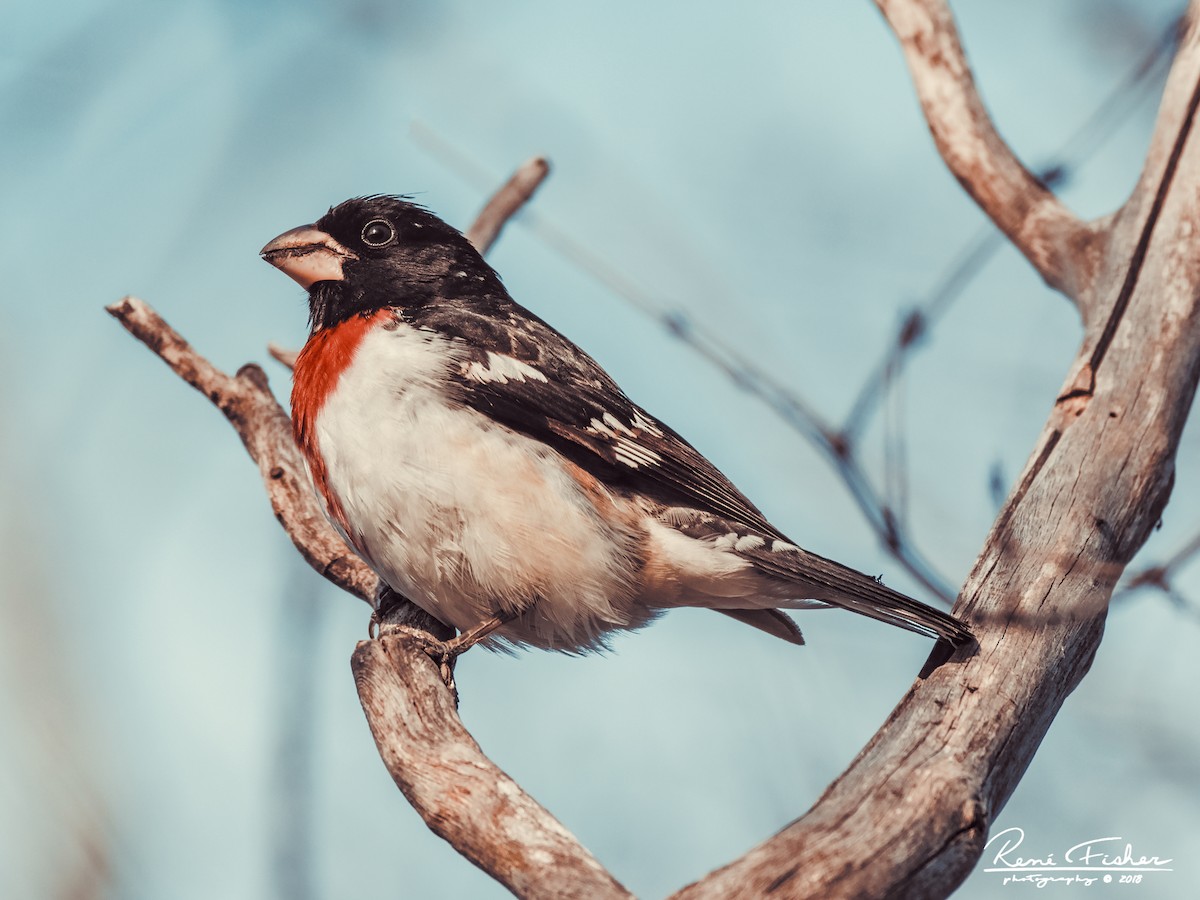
top-left (361, 219), bottom-right (396, 247)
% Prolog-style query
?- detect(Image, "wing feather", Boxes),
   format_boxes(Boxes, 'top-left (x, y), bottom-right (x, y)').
top-left (407, 300), bottom-right (781, 535)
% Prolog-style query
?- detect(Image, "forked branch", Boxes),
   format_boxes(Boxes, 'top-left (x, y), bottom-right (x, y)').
top-left (874, 0), bottom-right (1099, 302)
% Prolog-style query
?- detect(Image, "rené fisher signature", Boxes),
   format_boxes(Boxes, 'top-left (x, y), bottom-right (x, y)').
top-left (983, 827), bottom-right (1173, 888)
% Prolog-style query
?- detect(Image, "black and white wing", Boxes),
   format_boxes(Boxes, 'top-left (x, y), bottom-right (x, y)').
top-left (407, 299), bottom-right (972, 646)
top-left (408, 299), bottom-right (778, 533)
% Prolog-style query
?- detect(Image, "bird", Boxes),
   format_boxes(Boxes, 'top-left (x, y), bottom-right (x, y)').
top-left (261, 195), bottom-right (972, 664)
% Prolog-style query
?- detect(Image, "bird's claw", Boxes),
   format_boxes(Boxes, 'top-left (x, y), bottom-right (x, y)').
top-left (408, 631), bottom-right (459, 696)
top-left (371, 603), bottom-right (513, 706)
top-left (376, 623), bottom-right (461, 700)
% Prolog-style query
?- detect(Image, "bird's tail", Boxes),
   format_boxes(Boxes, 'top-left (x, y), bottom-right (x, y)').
top-left (716, 608), bottom-right (806, 645)
top-left (754, 546), bottom-right (973, 647)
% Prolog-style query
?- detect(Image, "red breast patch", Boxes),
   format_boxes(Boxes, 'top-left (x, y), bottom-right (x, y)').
top-left (291, 310), bottom-right (391, 531)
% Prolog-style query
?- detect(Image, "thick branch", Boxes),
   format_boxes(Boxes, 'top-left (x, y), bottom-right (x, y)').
top-left (106, 296), bottom-right (376, 600)
top-left (673, 17), bottom-right (1200, 899)
top-left (875, 0), bottom-right (1096, 301)
top-left (353, 633), bottom-right (632, 899)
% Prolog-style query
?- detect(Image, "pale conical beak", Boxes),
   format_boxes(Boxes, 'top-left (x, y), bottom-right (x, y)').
top-left (260, 225), bottom-right (357, 289)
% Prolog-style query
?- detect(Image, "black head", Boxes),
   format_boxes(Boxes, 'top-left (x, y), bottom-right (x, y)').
top-left (261, 196), bottom-right (503, 331)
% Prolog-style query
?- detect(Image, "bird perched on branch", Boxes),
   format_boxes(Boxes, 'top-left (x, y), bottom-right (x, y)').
top-left (262, 196), bottom-right (972, 665)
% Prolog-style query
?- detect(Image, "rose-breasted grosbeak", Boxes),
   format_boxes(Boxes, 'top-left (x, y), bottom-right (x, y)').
top-left (261, 196), bottom-right (971, 659)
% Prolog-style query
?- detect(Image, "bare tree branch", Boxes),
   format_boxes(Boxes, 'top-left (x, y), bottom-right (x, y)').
top-left (353, 632), bottom-right (633, 899)
top-left (671, 10), bottom-right (1200, 897)
top-left (874, 0), bottom-right (1098, 301)
top-left (106, 296), bottom-right (376, 603)
top-left (109, 295), bottom-right (627, 897)
top-left (466, 156), bottom-right (551, 254)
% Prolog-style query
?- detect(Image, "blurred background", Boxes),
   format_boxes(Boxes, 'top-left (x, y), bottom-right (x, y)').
top-left (2, 1), bottom-right (1197, 897)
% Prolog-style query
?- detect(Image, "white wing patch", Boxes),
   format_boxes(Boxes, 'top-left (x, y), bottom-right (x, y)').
top-left (603, 412), bottom-right (632, 435)
top-left (631, 411), bottom-right (663, 437)
top-left (735, 534), bottom-right (766, 552)
top-left (463, 352), bottom-right (549, 385)
top-left (612, 438), bottom-right (662, 469)
top-left (587, 412), bottom-right (664, 469)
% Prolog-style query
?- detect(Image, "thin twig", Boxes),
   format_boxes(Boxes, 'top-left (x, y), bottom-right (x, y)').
top-left (842, 229), bottom-right (1006, 442)
top-left (1114, 527), bottom-right (1200, 602)
top-left (268, 342), bottom-right (298, 369)
top-left (466, 156), bottom-right (551, 254)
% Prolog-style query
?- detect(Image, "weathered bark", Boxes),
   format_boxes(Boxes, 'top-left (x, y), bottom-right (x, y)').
top-left (874, 0), bottom-right (1102, 301)
top-left (670, 3), bottom-right (1200, 897)
top-left (353, 633), bottom-right (633, 899)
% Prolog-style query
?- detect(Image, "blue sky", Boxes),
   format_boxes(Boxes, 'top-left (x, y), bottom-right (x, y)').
top-left (2, 1), bottom-right (1197, 898)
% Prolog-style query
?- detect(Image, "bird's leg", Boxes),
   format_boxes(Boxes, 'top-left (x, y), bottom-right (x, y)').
top-left (416, 608), bottom-right (522, 695)
top-left (370, 583), bottom-right (472, 694)
top-left (369, 584), bottom-right (399, 638)
top-left (444, 609), bottom-right (519, 655)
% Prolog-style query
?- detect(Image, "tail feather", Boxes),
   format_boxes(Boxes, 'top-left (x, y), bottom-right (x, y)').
top-left (748, 544), bottom-right (973, 646)
top-left (650, 508), bottom-right (973, 647)
top-left (716, 608), bottom-right (806, 645)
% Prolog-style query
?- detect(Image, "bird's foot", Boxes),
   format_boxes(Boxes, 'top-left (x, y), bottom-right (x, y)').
top-left (403, 611), bottom-right (518, 697)
top-left (369, 585), bottom-right (463, 695)
top-left (380, 626), bottom-right (463, 699)
top-left (370, 584), bottom-right (444, 639)
top-left (371, 594), bottom-right (518, 701)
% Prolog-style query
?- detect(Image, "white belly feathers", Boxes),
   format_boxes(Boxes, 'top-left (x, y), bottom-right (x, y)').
top-left (313, 322), bottom-right (648, 650)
